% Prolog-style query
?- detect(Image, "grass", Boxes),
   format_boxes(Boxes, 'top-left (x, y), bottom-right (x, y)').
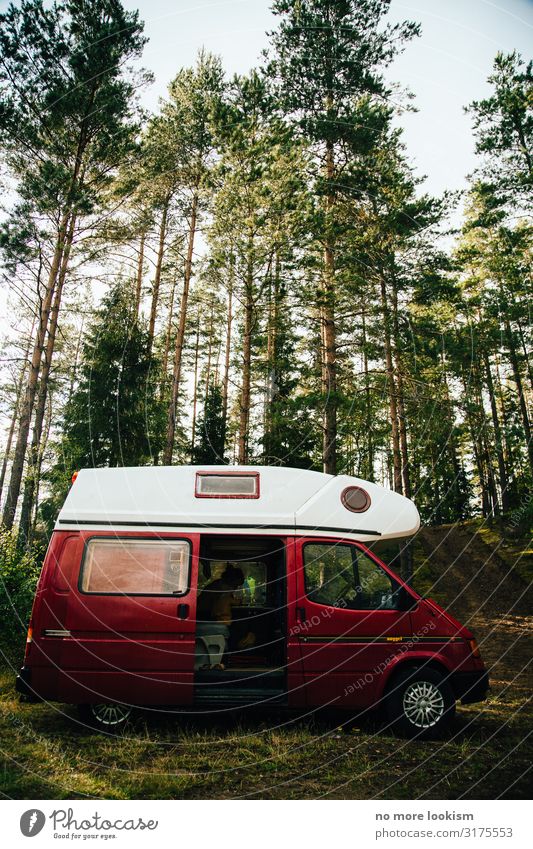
top-left (469, 517), bottom-right (533, 586)
top-left (1, 665), bottom-right (531, 800)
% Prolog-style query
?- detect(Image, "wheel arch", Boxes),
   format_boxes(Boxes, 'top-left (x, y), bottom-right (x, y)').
top-left (377, 654), bottom-right (452, 703)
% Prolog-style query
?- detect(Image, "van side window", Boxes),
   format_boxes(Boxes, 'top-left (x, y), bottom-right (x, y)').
top-left (303, 543), bottom-right (399, 610)
top-left (303, 543), bottom-right (355, 607)
top-left (80, 538), bottom-right (190, 596)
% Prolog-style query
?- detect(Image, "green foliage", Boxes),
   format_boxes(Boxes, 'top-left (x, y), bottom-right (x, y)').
top-left (192, 384), bottom-right (227, 464)
top-left (0, 0), bottom-right (147, 216)
top-left (0, 530), bottom-right (41, 659)
top-left (466, 51), bottom-right (532, 213)
top-left (45, 284), bottom-right (166, 512)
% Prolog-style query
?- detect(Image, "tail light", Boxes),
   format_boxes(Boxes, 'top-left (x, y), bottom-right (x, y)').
top-left (468, 638), bottom-right (481, 658)
top-left (24, 624), bottom-right (33, 661)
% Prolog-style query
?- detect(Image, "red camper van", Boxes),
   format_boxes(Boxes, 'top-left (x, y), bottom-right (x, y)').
top-left (17, 466), bottom-right (488, 737)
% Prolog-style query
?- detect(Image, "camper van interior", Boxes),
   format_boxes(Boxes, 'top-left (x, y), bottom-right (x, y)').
top-left (195, 535), bottom-right (287, 701)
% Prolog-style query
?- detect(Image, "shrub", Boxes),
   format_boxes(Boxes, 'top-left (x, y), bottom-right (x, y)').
top-left (0, 530), bottom-right (42, 663)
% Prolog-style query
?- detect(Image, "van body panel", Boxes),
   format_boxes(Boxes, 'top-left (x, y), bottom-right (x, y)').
top-left (54, 670), bottom-right (193, 705)
top-left (416, 597), bottom-right (474, 639)
top-left (295, 475), bottom-right (420, 541)
top-left (285, 538), bottom-right (307, 708)
top-left (55, 466), bottom-right (420, 543)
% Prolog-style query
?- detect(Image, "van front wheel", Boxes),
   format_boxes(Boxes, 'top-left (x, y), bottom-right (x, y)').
top-left (385, 668), bottom-right (455, 739)
top-left (78, 702), bottom-right (132, 731)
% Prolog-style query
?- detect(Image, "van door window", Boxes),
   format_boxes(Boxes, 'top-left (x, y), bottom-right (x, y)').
top-left (355, 550), bottom-right (399, 609)
top-left (303, 543), bottom-right (355, 607)
top-left (80, 538), bottom-right (190, 595)
top-left (303, 543), bottom-right (399, 610)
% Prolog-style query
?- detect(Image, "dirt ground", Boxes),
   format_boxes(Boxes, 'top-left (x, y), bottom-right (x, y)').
top-left (417, 524), bottom-right (532, 701)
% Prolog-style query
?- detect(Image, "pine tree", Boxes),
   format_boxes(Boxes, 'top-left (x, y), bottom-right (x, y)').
top-left (209, 70), bottom-right (306, 463)
top-left (268, 0), bottom-right (419, 473)
top-left (58, 284), bottom-right (165, 478)
top-left (192, 383), bottom-right (226, 464)
top-left (0, 0), bottom-right (146, 528)
top-left (163, 52), bottom-right (225, 464)
top-left (466, 51), bottom-right (532, 216)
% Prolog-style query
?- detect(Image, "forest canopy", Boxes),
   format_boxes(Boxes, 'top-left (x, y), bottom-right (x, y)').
top-left (0, 0), bottom-right (531, 554)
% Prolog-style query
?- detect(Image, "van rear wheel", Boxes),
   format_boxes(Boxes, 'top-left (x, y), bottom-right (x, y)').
top-left (385, 667), bottom-right (455, 739)
top-left (78, 702), bottom-right (132, 731)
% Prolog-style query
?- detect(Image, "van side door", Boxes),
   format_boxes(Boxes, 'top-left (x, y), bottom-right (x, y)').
top-left (294, 537), bottom-right (412, 708)
top-left (57, 531), bottom-right (199, 705)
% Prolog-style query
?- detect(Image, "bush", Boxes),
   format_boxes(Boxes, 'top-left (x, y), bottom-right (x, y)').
top-left (0, 530), bottom-right (42, 663)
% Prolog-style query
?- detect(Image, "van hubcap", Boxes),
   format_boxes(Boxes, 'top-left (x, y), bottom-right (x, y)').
top-left (91, 703), bottom-right (132, 726)
top-left (403, 681), bottom-right (444, 728)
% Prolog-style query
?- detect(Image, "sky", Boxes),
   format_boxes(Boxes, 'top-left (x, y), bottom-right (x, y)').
top-left (122, 0), bottom-right (533, 197)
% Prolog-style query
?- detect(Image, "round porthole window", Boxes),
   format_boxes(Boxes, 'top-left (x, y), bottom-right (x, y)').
top-left (341, 486), bottom-right (371, 513)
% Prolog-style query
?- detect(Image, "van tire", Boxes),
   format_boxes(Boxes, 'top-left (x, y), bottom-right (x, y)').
top-left (385, 667), bottom-right (455, 739)
top-left (78, 702), bottom-right (132, 732)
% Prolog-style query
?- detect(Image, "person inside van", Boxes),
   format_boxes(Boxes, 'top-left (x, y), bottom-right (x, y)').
top-left (196, 564), bottom-right (243, 668)
top-left (197, 564), bottom-right (245, 627)
top-left (197, 565), bottom-right (256, 666)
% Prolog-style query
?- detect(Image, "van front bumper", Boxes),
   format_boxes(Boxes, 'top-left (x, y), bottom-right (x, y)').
top-left (15, 667), bottom-right (42, 703)
top-left (452, 669), bottom-right (490, 704)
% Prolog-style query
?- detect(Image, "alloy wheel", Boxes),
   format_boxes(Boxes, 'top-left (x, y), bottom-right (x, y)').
top-left (402, 680), bottom-right (445, 728)
top-left (91, 703), bottom-right (132, 727)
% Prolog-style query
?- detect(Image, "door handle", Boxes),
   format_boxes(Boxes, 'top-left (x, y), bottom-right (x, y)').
top-left (177, 603), bottom-right (189, 619)
top-left (297, 606), bottom-right (306, 623)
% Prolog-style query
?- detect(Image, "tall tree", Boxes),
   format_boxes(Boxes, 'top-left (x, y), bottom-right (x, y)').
top-left (192, 383), bottom-right (226, 464)
top-left (268, 0), bottom-right (419, 473)
top-left (57, 284), bottom-right (165, 478)
top-left (466, 51), bottom-right (532, 217)
top-left (0, 0), bottom-right (146, 528)
top-left (208, 70), bottom-right (306, 463)
top-left (162, 52), bottom-right (225, 464)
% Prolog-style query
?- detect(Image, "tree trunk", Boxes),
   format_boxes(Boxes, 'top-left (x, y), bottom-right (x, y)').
top-left (148, 199), bottom-right (169, 357)
top-left (515, 316), bottom-right (533, 392)
top-left (2, 210), bottom-right (71, 529)
top-left (322, 136), bottom-right (337, 475)
top-left (161, 273), bottom-right (178, 397)
top-left (264, 256), bottom-right (281, 454)
top-left (442, 363), bottom-right (465, 518)
top-left (134, 230), bottom-right (145, 316)
top-left (18, 213), bottom-right (76, 545)
top-left (164, 193), bottom-right (198, 465)
top-left (67, 316), bottom-right (84, 408)
top-left (391, 275), bottom-right (411, 499)
top-left (238, 249), bottom-right (254, 465)
top-left (361, 305), bottom-right (374, 482)
top-left (483, 349), bottom-right (510, 512)
top-left (204, 301), bottom-right (215, 397)
top-left (380, 276), bottom-right (402, 494)
top-left (495, 355), bottom-right (516, 494)
top-left (222, 259), bottom-right (234, 448)
top-left (190, 315), bottom-right (201, 456)
top-left (0, 317), bottom-right (36, 503)
top-left (31, 390), bottom-right (52, 542)
top-left (503, 312), bottom-right (533, 475)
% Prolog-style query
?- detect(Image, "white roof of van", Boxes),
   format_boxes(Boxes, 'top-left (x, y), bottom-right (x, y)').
top-left (56, 466), bottom-right (420, 541)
